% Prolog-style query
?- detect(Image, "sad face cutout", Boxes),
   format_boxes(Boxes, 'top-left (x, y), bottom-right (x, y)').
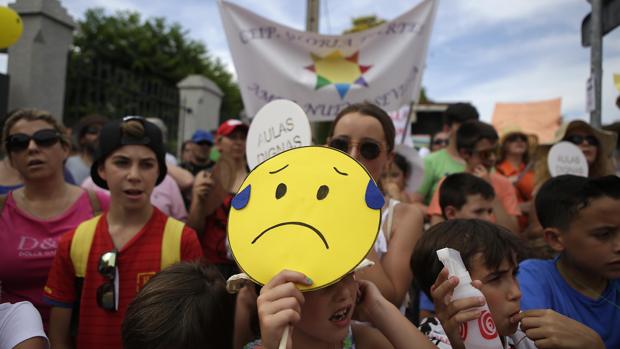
top-left (228, 146), bottom-right (383, 291)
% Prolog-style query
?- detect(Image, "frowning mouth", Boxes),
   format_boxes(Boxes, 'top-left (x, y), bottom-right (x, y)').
top-left (252, 222), bottom-right (329, 249)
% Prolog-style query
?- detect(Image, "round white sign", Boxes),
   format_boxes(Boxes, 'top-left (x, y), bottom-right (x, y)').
top-left (246, 99), bottom-right (312, 170)
top-left (547, 141), bottom-right (589, 178)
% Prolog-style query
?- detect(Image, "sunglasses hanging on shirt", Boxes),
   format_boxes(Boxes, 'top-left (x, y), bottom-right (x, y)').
top-left (96, 250), bottom-right (119, 311)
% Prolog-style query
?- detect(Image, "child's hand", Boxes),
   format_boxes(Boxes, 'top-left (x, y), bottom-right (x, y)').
top-left (353, 279), bottom-right (386, 322)
top-left (472, 165), bottom-right (491, 183)
top-left (518, 309), bottom-right (605, 349)
top-left (256, 270), bottom-right (313, 349)
top-left (430, 268), bottom-right (485, 349)
top-left (192, 170), bottom-right (214, 201)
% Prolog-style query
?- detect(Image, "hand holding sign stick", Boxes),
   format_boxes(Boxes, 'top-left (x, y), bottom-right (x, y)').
top-left (201, 154), bottom-right (236, 216)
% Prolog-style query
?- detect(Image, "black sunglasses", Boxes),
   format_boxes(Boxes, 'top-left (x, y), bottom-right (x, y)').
top-left (328, 137), bottom-right (383, 160)
top-left (472, 146), bottom-right (499, 160)
top-left (564, 134), bottom-right (599, 147)
top-left (5, 129), bottom-right (62, 153)
top-left (505, 133), bottom-right (527, 143)
top-left (432, 138), bottom-right (449, 146)
top-left (96, 250), bottom-right (118, 311)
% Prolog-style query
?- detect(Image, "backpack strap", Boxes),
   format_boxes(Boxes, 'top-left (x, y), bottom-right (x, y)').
top-left (160, 217), bottom-right (184, 269)
top-left (85, 190), bottom-right (102, 216)
top-left (70, 215), bottom-right (102, 277)
top-left (386, 199), bottom-right (398, 242)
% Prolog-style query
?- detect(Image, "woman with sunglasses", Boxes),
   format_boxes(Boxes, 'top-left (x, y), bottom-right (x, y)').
top-left (0, 109), bottom-right (110, 327)
top-left (534, 120), bottom-right (616, 189)
top-left (496, 131), bottom-right (535, 231)
top-left (44, 117), bottom-right (202, 349)
top-left (525, 121), bottom-right (617, 244)
top-left (327, 102), bottom-right (424, 307)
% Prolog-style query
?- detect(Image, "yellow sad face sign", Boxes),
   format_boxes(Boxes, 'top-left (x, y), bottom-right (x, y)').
top-left (228, 146), bottom-right (383, 290)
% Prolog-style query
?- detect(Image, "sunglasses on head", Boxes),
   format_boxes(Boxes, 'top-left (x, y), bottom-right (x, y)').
top-left (122, 115), bottom-right (146, 123)
top-left (97, 250), bottom-right (118, 311)
top-left (564, 134), bottom-right (599, 147)
top-left (5, 129), bottom-right (62, 153)
top-left (328, 137), bottom-right (383, 160)
top-left (432, 138), bottom-right (449, 146)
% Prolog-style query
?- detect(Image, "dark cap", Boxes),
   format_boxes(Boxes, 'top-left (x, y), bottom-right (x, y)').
top-left (90, 116), bottom-right (167, 189)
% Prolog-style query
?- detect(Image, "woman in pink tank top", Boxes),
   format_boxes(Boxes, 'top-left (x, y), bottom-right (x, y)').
top-left (0, 109), bottom-right (109, 326)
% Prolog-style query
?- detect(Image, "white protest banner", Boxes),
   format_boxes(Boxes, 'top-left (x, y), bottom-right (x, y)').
top-left (547, 141), bottom-right (589, 177)
top-left (218, 0), bottom-right (437, 121)
top-left (246, 99), bottom-right (312, 170)
top-left (389, 105), bottom-right (414, 147)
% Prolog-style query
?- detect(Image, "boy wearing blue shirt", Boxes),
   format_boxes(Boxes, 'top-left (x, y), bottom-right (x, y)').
top-left (518, 175), bottom-right (620, 348)
top-left (412, 219), bottom-right (604, 349)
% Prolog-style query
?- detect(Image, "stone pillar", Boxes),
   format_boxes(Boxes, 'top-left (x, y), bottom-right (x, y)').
top-left (177, 75), bottom-right (223, 150)
top-left (7, 0), bottom-right (75, 121)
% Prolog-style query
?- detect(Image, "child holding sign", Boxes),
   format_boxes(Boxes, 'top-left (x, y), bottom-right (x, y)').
top-left (249, 270), bottom-right (438, 349)
top-left (227, 145), bottom-right (435, 348)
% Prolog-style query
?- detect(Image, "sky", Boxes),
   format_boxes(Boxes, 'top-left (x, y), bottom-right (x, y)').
top-left (1, 0), bottom-right (620, 124)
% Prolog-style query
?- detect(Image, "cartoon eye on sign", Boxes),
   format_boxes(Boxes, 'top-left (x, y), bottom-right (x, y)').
top-left (228, 146), bottom-right (383, 291)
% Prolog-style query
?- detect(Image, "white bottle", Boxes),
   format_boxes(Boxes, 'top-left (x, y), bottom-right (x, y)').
top-left (437, 248), bottom-right (503, 349)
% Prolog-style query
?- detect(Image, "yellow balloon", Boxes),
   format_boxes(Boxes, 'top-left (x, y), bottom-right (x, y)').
top-left (228, 146), bottom-right (383, 291)
top-left (0, 6), bottom-right (23, 49)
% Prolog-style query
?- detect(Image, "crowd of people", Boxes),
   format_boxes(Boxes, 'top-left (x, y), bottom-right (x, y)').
top-left (0, 101), bottom-right (618, 349)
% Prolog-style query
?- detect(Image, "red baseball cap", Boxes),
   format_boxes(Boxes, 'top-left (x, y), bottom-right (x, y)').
top-left (217, 119), bottom-right (248, 137)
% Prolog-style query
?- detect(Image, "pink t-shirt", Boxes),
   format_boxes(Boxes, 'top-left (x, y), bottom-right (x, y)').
top-left (82, 174), bottom-right (188, 221)
top-left (0, 190), bottom-right (110, 325)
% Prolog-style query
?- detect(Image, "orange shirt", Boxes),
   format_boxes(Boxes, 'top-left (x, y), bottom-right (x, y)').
top-left (495, 160), bottom-right (534, 202)
top-left (428, 173), bottom-right (521, 217)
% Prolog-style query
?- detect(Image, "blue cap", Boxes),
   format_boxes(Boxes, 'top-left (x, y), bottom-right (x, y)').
top-left (192, 129), bottom-right (214, 145)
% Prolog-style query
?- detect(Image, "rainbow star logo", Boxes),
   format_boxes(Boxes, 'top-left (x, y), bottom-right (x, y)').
top-left (305, 50), bottom-right (372, 99)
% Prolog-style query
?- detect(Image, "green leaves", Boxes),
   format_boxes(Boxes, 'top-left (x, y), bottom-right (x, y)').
top-left (72, 8), bottom-right (242, 119)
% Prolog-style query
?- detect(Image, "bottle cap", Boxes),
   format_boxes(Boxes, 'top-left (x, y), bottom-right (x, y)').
top-left (437, 247), bottom-right (472, 284)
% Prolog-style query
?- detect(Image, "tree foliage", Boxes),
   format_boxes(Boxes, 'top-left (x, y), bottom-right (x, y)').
top-left (72, 8), bottom-right (242, 119)
top-left (343, 15), bottom-right (386, 34)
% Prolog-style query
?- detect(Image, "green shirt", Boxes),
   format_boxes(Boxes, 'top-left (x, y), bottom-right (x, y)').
top-left (416, 149), bottom-right (465, 204)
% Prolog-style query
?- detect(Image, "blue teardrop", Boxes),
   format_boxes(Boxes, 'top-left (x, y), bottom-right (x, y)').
top-left (365, 180), bottom-right (384, 210)
top-left (232, 184), bottom-right (251, 210)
